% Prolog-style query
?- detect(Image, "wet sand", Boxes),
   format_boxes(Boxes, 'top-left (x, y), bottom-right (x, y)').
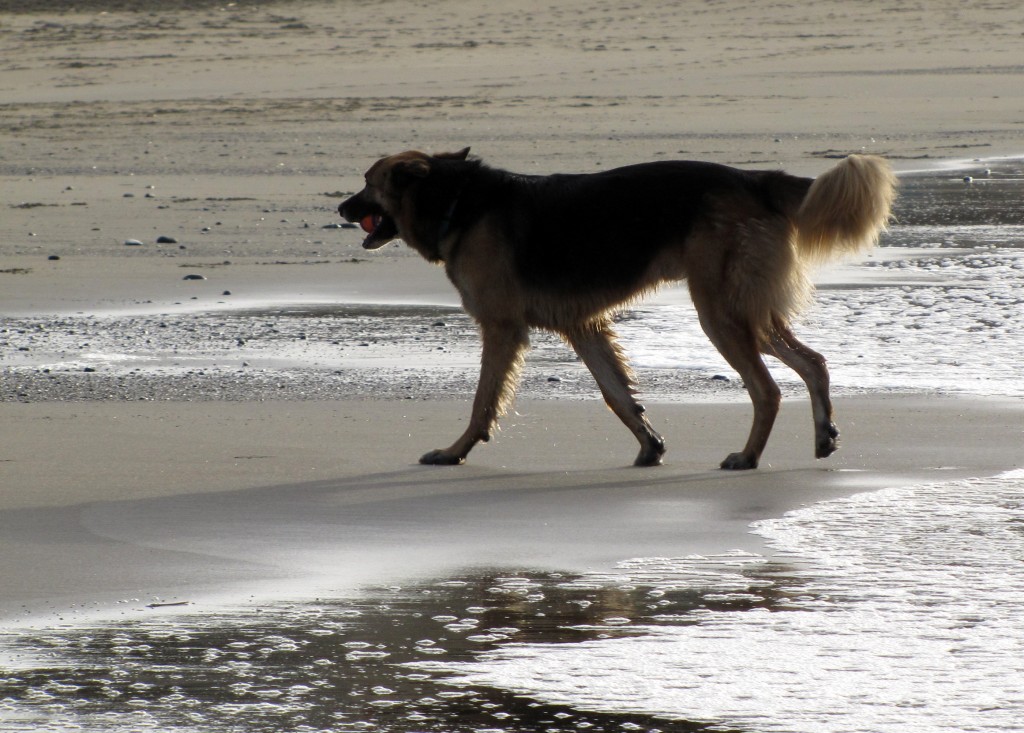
top-left (2, 395), bottom-right (1022, 627)
top-left (1, 0), bottom-right (1023, 640)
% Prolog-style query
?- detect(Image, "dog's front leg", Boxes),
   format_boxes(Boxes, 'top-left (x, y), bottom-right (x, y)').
top-left (420, 322), bottom-right (529, 465)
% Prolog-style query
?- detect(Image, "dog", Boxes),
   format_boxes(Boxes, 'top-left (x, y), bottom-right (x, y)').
top-left (339, 148), bottom-right (896, 469)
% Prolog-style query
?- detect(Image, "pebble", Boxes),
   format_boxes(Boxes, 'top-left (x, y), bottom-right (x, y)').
top-left (222, 290), bottom-right (232, 296)
top-left (48, 255), bottom-right (60, 261)
top-left (157, 235), bottom-right (178, 244)
top-left (547, 376), bottom-right (562, 383)
top-left (182, 274), bottom-right (206, 281)
top-left (124, 239), bottom-right (144, 246)
top-left (711, 374), bottom-right (731, 382)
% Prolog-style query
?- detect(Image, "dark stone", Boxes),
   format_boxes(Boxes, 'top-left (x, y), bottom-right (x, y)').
top-left (182, 274), bottom-right (206, 281)
top-left (157, 235), bottom-right (178, 244)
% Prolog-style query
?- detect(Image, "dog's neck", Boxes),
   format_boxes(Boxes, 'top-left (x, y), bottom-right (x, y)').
top-left (437, 185), bottom-right (464, 243)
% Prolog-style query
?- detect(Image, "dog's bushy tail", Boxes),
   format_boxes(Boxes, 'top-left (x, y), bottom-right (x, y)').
top-left (794, 154), bottom-right (897, 263)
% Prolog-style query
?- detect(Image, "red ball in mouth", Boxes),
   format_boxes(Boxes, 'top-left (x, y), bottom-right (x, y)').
top-left (360, 214), bottom-right (380, 234)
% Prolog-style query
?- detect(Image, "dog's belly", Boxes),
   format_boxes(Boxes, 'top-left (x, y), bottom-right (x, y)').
top-left (520, 281), bottom-right (661, 332)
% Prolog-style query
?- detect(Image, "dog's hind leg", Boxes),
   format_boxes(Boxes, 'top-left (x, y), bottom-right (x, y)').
top-left (765, 326), bottom-right (839, 459)
top-left (566, 321), bottom-right (666, 466)
top-left (694, 305), bottom-right (781, 470)
top-left (420, 321), bottom-right (529, 465)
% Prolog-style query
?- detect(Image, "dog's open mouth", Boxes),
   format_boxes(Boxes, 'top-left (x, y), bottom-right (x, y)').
top-left (357, 212), bottom-right (398, 250)
top-left (361, 214), bottom-right (398, 249)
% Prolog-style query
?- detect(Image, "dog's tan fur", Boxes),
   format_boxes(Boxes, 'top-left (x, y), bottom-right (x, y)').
top-left (340, 150), bottom-right (896, 469)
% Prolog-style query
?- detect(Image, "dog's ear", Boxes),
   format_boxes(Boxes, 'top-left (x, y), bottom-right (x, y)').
top-left (435, 147), bottom-right (471, 161)
top-left (391, 157), bottom-right (431, 183)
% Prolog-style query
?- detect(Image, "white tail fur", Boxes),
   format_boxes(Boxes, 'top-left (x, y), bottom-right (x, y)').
top-left (795, 154), bottom-right (897, 262)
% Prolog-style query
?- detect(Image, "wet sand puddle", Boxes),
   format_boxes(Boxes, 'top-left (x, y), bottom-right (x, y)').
top-left (2, 159), bottom-right (1023, 402)
top-left (0, 559), bottom-right (783, 732)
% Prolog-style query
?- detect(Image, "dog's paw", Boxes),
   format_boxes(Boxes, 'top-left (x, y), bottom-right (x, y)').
top-left (634, 442), bottom-right (666, 467)
top-left (720, 452), bottom-right (758, 470)
top-left (419, 449), bottom-right (465, 466)
top-left (815, 422), bottom-right (840, 459)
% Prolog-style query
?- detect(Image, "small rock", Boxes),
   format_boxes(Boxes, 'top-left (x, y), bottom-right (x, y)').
top-left (547, 376), bottom-right (562, 383)
top-left (340, 222), bottom-right (357, 229)
top-left (432, 321), bottom-right (447, 327)
top-left (83, 366), bottom-right (97, 373)
top-left (123, 193), bottom-right (135, 198)
top-left (711, 374), bottom-right (731, 382)
top-left (322, 223), bottom-right (343, 229)
top-left (157, 235), bottom-right (178, 244)
top-left (182, 274), bottom-right (206, 281)
top-left (963, 176), bottom-right (973, 184)
top-left (124, 239), bottom-right (144, 246)
top-left (222, 290), bottom-right (232, 296)
top-left (48, 255), bottom-right (60, 261)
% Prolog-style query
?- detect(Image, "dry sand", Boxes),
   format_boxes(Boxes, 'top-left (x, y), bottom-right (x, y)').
top-left (1, 0), bottom-right (1023, 624)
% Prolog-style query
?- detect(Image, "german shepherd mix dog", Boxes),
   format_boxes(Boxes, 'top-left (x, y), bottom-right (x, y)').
top-left (339, 149), bottom-right (896, 469)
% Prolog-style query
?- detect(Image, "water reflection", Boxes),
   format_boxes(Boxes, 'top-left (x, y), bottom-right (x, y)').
top-left (0, 560), bottom-right (800, 732)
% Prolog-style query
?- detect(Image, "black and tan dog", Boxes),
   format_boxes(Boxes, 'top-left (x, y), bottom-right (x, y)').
top-left (339, 149), bottom-right (896, 469)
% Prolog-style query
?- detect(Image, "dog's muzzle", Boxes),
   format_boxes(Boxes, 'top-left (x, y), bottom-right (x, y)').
top-left (339, 195), bottom-right (399, 249)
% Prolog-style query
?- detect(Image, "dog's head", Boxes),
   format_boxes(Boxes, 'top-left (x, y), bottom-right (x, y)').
top-left (339, 148), bottom-right (472, 254)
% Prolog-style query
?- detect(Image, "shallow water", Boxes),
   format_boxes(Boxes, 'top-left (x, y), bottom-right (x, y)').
top-left (0, 565), bottom-right (772, 732)
top-left (434, 470), bottom-right (1024, 732)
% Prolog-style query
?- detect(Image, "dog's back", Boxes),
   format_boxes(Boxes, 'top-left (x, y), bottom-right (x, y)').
top-left (463, 160), bottom-right (815, 297)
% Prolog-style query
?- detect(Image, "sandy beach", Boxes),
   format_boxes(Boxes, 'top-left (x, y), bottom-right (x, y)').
top-left (1, 0), bottom-right (1023, 730)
